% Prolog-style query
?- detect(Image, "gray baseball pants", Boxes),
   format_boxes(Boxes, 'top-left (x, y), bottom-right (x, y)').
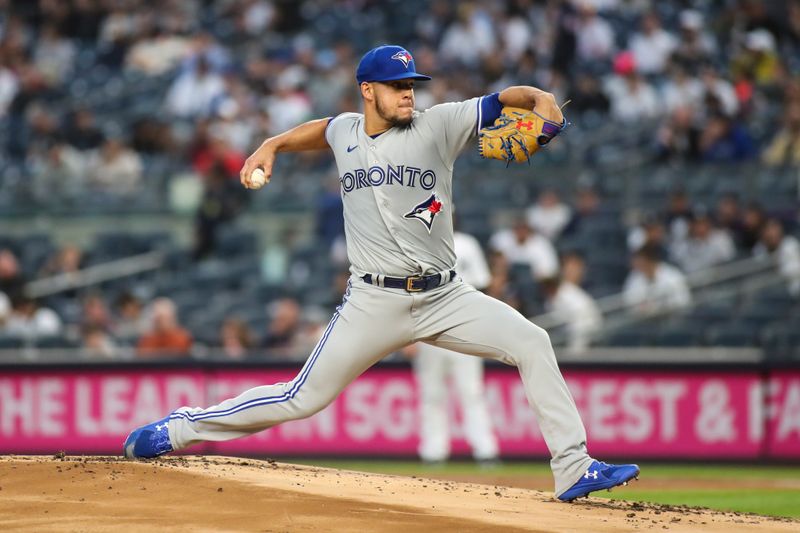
top-left (167, 276), bottom-right (593, 496)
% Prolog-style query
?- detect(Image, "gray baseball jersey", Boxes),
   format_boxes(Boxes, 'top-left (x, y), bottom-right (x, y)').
top-left (165, 97), bottom-right (594, 497)
top-left (325, 99), bottom-right (483, 277)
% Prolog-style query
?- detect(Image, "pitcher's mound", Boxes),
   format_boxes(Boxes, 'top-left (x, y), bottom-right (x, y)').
top-left (0, 456), bottom-right (795, 532)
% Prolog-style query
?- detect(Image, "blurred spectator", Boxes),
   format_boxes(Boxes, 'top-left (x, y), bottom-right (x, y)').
top-left (0, 290), bottom-right (9, 329)
top-left (80, 293), bottom-right (113, 333)
top-left (560, 251), bottom-right (589, 288)
top-left (137, 297), bottom-right (193, 357)
top-left (563, 185), bottom-right (604, 236)
top-left (575, 3), bottom-right (615, 64)
top-left (623, 245), bottom-right (692, 316)
top-left (125, 25), bottom-right (191, 76)
top-left (754, 218), bottom-right (800, 296)
top-left (164, 56), bottom-right (226, 119)
top-left (261, 297), bottom-right (302, 358)
top-left (629, 12), bottom-right (676, 75)
top-left (190, 123), bottom-right (246, 178)
top-left (526, 189), bottom-right (572, 241)
top-left (81, 324), bottom-right (118, 359)
top-left (32, 24), bottom-right (75, 87)
top-left (663, 189), bottom-right (693, 244)
top-left (731, 29), bottom-right (780, 88)
top-left (86, 137), bottom-right (143, 195)
top-left (540, 274), bottom-right (602, 352)
top-left (485, 250), bottom-right (522, 312)
top-left (499, 1), bottom-right (533, 63)
top-left (0, 249), bottom-right (25, 299)
top-left (63, 108), bottom-right (105, 151)
top-left (762, 102), bottom-right (800, 167)
top-left (604, 52), bottom-right (659, 123)
top-left (39, 244), bottom-right (84, 278)
top-left (655, 106), bottom-right (702, 163)
top-left (219, 317), bottom-right (254, 360)
top-left (263, 65), bottom-right (312, 135)
top-left (627, 214), bottom-right (668, 259)
top-left (489, 218), bottom-right (559, 280)
top-left (566, 72), bottom-right (610, 117)
top-left (740, 202), bottom-right (767, 251)
top-left (131, 118), bottom-right (177, 155)
top-left (661, 63), bottom-right (704, 114)
top-left (714, 194), bottom-right (747, 252)
top-left (292, 310), bottom-right (328, 360)
top-left (192, 163), bottom-right (249, 260)
top-left (114, 291), bottom-right (148, 340)
top-left (29, 141), bottom-right (88, 203)
top-left (699, 67), bottom-right (739, 118)
top-left (4, 294), bottom-right (63, 338)
top-left (438, 3), bottom-right (495, 67)
top-left (670, 210), bottom-right (736, 273)
top-left (179, 32), bottom-right (232, 76)
top-left (699, 112), bottom-right (755, 162)
top-left (209, 81), bottom-right (257, 153)
top-left (23, 102), bottom-right (60, 154)
top-left (672, 9), bottom-right (716, 69)
top-left (0, 57), bottom-right (19, 118)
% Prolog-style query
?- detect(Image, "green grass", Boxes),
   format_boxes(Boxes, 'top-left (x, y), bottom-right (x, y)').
top-left (600, 489), bottom-right (800, 519)
top-left (289, 460), bottom-right (800, 519)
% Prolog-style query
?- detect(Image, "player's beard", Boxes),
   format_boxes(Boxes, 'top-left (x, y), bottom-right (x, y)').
top-left (376, 99), bottom-right (413, 128)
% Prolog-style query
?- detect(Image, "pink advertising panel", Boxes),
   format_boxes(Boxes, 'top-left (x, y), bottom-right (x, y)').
top-left (763, 371), bottom-right (800, 459)
top-left (0, 370), bottom-right (207, 454)
top-left (0, 366), bottom-right (795, 459)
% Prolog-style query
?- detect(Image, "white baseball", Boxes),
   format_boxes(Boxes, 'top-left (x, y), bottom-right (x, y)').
top-left (250, 167), bottom-right (267, 188)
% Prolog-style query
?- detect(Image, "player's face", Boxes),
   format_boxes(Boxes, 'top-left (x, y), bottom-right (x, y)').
top-left (373, 80), bottom-right (415, 127)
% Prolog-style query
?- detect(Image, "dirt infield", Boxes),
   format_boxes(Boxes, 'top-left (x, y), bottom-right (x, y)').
top-left (0, 456), bottom-right (796, 532)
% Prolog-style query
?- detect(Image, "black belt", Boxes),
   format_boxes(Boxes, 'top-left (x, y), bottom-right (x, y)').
top-left (361, 270), bottom-right (456, 292)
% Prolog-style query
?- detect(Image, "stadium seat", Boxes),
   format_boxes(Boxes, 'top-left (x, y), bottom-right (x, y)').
top-left (215, 228), bottom-right (257, 257)
top-left (655, 318), bottom-right (704, 347)
top-left (704, 322), bottom-right (759, 347)
top-left (737, 299), bottom-right (786, 328)
top-left (0, 336), bottom-right (25, 350)
top-left (34, 336), bottom-right (80, 350)
top-left (597, 321), bottom-right (661, 347)
top-left (688, 302), bottom-right (735, 324)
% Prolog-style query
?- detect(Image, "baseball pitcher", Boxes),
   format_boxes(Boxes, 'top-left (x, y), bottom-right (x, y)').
top-left (124, 45), bottom-right (639, 501)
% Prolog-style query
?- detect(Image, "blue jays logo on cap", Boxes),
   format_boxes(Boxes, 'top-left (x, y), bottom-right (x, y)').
top-left (404, 193), bottom-right (443, 233)
top-left (391, 50), bottom-right (412, 68)
top-left (356, 45), bottom-right (432, 84)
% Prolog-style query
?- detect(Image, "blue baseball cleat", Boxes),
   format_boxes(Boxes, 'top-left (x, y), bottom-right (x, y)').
top-left (123, 415), bottom-right (174, 459)
top-left (558, 460), bottom-right (640, 502)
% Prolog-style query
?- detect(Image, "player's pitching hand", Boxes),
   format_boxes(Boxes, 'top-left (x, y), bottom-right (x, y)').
top-left (240, 144), bottom-right (276, 189)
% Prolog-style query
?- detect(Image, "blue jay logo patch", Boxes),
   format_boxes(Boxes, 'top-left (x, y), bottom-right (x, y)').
top-left (404, 193), bottom-right (443, 233)
top-left (391, 50), bottom-right (413, 68)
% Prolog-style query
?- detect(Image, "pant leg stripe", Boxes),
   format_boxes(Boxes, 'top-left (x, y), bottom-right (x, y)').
top-left (171, 310), bottom-right (341, 422)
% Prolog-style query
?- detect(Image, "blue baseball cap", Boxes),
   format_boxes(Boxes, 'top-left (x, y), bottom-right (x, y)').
top-left (356, 45), bottom-right (432, 84)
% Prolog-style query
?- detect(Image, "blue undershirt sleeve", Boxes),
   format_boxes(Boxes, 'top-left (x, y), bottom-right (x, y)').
top-left (477, 92), bottom-right (503, 131)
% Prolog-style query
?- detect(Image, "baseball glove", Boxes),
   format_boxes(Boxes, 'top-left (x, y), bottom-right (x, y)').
top-left (478, 106), bottom-right (567, 165)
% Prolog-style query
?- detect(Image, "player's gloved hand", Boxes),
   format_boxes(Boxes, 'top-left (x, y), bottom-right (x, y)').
top-left (478, 105), bottom-right (567, 165)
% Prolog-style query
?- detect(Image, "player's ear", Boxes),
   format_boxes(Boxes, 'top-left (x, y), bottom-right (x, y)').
top-left (360, 82), bottom-right (374, 102)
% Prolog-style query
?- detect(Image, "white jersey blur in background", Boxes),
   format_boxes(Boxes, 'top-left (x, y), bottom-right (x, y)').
top-left (414, 231), bottom-right (499, 462)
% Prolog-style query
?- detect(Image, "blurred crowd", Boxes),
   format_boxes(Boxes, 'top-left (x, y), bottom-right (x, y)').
top-left (2, 0), bottom-right (800, 357)
top-left (2, 1), bottom-right (800, 203)
top-left (2, 184), bottom-right (799, 357)
top-left (0, 238), bottom-right (339, 359)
